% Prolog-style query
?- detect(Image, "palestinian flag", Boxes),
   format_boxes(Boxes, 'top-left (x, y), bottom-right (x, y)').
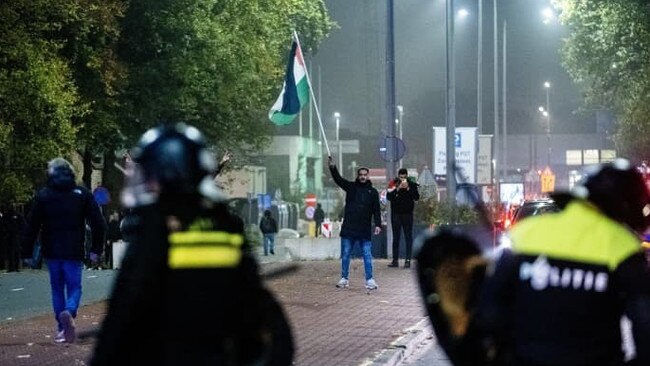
top-left (268, 41), bottom-right (310, 125)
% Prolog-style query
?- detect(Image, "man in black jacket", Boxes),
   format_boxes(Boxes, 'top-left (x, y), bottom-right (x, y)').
top-left (387, 168), bottom-right (419, 268)
top-left (92, 123), bottom-right (293, 366)
top-left (328, 157), bottom-right (382, 290)
top-left (22, 158), bottom-right (105, 343)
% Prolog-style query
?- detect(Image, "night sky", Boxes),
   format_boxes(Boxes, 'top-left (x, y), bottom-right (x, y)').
top-left (276, 0), bottom-right (595, 168)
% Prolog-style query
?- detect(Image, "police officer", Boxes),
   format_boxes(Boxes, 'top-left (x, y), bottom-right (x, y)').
top-left (477, 159), bottom-right (650, 366)
top-left (91, 123), bottom-right (293, 365)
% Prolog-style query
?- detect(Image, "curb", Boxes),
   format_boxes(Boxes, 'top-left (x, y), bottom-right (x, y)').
top-left (363, 318), bottom-right (433, 366)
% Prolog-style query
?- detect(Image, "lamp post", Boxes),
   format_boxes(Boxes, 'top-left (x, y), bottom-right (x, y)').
top-left (493, 0), bottom-right (499, 205)
top-left (334, 112), bottom-right (342, 170)
top-left (445, 0), bottom-right (457, 203)
top-left (544, 81), bottom-right (551, 167)
top-left (538, 105), bottom-right (550, 167)
top-left (395, 105), bottom-right (404, 169)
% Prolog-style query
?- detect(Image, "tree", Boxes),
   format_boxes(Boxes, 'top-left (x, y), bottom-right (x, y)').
top-left (0, 0), bottom-right (85, 202)
top-left (116, 0), bottom-right (334, 159)
top-left (56, 0), bottom-right (127, 188)
top-left (554, 0), bottom-right (650, 160)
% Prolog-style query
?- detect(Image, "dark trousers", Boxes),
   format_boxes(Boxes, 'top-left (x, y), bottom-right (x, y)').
top-left (315, 221), bottom-right (323, 236)
top-left (391, 213), bottom-right (414, 262)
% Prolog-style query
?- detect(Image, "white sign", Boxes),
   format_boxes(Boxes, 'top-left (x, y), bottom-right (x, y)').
top-left (305, 206), bottom-right (315, 219)
top-left (433, 127), bottom-right (477, 183)
top-left (477, 135), bottom-right (492, 185)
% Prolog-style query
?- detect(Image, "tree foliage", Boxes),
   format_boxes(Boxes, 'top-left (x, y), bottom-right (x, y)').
top-left (554, 0), bottom-right (650, 160)
top-left (0, 0), bottom-right (334, 203)
top-left (0, 0), bottom-right (85, 202)
top-left (116, 0), bottom-right (334, 157)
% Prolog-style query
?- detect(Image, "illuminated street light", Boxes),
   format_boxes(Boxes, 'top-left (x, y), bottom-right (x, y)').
top-left (458, 8), bottom-right (469, 18)
top-left (542, 7), bottom-right (554, 24)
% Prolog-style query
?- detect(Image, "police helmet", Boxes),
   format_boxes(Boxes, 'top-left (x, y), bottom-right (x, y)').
top-left (571, 158), bottom-right (650, 233)
top-left (121, 123), bottom-right (222, 208)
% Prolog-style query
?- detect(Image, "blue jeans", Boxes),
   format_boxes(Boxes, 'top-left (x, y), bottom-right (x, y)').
top-left (340, 237), bottom-right (374, 281)
top-left (47, 259), bottom-right (83, 331)
top-left (263, 233), bottom-right (275, 255)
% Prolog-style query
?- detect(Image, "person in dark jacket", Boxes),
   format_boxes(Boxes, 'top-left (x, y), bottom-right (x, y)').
top-left (91, 123), bottom-right (293, 366)
top-left (21, 158), bottom-right (105, 343)
top-left (328, 156), bottom-right (382, 290)
top-left (387, 168), bottom-right (419, 268)
top-left (1, 204), bottom-right (25, 272)
top-left (313, 203), bottom-right (325, 237)
top-left (259, 209), bottom-right (279, 255)
top-left (105, 211), bottom-right (122, 268)
top-left (475, 159), bottom-right (650, 366)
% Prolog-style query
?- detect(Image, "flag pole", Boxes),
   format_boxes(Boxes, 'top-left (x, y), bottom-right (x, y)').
top-left (292, 30), bottom-right (331, 157)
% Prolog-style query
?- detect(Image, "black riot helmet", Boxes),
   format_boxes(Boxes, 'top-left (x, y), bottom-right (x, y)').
top-left (566, 158), bottom-right (650, 233)
top-left (121, 123), bottom-right (223, 208)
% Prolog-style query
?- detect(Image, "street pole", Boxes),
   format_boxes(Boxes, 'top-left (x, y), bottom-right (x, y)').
top-left (446, 0), bottom-right (457, 203)
top-left (545, 81), bottom-right (551, 167)
top-left (386, 0), bottom-right (397, 260)
top-left (502, 20), bottom-right (507, 183)
top-left (397, 105), bottom-right (403, 168)
top-left (477, 0), bottom-right (483, 135)
top-left (493, 0), bottom-right (499, 204)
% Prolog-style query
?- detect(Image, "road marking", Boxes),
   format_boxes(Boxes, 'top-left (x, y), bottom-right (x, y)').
top-left (10, 288), bottom-right (24, 292)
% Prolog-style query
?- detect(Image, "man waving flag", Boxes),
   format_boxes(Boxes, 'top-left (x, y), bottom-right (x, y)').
top-left (268, 40), bottom-right (310, 125)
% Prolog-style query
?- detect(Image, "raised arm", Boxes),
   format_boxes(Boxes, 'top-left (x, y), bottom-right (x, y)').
top-left (328, 156), bottom-right (351, 191)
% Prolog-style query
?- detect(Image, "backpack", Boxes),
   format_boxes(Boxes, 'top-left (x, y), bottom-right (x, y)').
top-left (260, 217), bottom-right (274, 233)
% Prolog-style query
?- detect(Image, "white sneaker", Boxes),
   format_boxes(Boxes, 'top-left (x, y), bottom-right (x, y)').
top-left (59, 310), bottom-right (76, 343)
top-left (54, 330), bottom-right (65, 343)
top-left (336, 278), bottom-right (349, 288)
top-left (365, 278), bottom-right (378, 290)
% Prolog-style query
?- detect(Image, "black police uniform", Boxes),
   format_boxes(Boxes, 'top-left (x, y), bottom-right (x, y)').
top-left (91, 124), bottom-right (293, 365)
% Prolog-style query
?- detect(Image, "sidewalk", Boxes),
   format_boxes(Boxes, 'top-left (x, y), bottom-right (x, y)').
top-left (0, 248), bottom-right (435, 365)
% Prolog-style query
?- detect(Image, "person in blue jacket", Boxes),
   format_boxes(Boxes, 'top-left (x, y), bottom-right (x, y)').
top-left (22, 158), bottom-right (105, 343)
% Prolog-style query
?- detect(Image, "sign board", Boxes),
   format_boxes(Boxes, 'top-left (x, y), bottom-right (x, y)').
top-left (540, 167), bottom-right (555, 193)
top-left (500, 183), bottom-right (524, 205)
top-left (378, 136), bottom-right (406, 162)
top-left (433, 127), bottom-right (477, 183)
top-left (304, 193), bottom-right (317, 207)
top-left (328, 140), bottom-right (360, 154)
top-left (305, 206), bottom-right (315, 219)
top-left (477, 135), bottom-right (493, 185)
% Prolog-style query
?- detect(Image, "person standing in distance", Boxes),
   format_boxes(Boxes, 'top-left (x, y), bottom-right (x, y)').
top-left (313, 203), bottom-right (325, 237)
top-left (91, 123), bottom-right (293, 365)
top-left (21, 158), bottom-right (105, 343)
top-left (259, 209), bottom-right (278, 255)
top-left (387, 168), bottom-right (419, 268)
top-left (328, 156), bottom-right (382, 290)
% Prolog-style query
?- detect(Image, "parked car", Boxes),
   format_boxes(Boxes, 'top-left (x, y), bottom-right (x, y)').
top-left (511, 199), bottom-right (560, 226)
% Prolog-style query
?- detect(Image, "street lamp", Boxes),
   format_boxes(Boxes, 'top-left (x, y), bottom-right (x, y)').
top-left (542, 7), bottom-right (554, 24)
top-left (544, 82), bottom-right (551, 167)
top-left (396, 105), bottom-right (404, 142)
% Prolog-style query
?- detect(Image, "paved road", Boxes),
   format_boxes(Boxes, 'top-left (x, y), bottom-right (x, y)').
top-left (0, 269), bottom-right (116, 323)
